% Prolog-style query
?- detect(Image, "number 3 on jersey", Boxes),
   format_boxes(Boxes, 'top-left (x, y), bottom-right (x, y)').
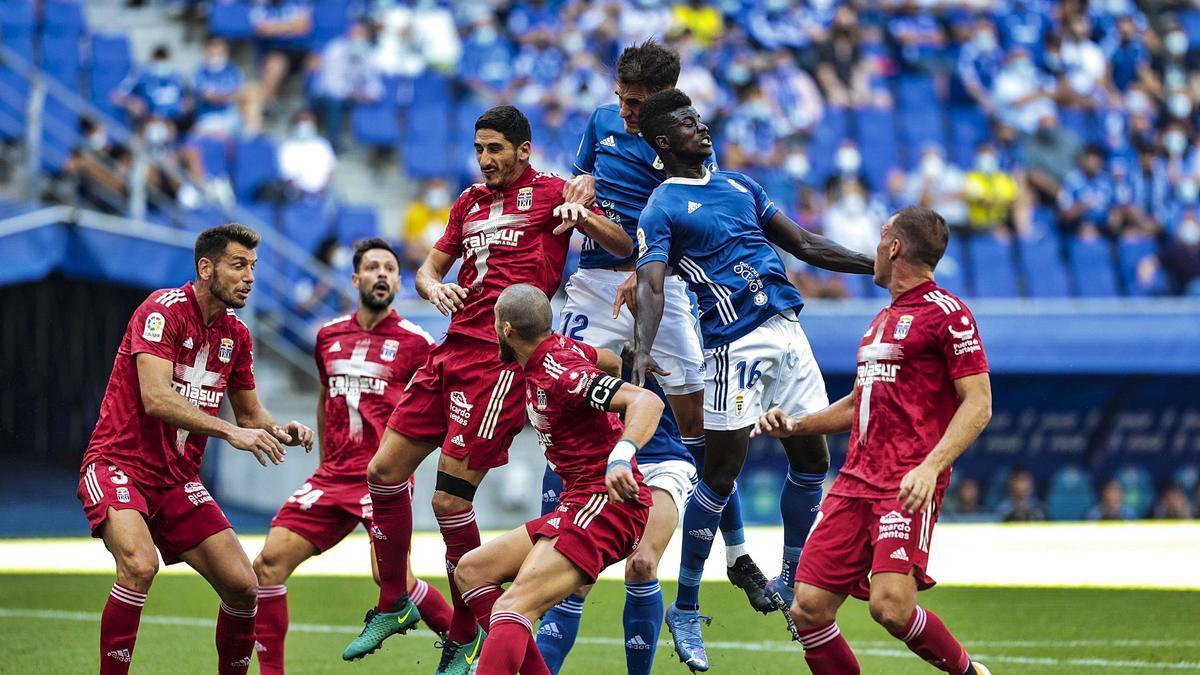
top-left (560, 311), bottom-right (589, 340)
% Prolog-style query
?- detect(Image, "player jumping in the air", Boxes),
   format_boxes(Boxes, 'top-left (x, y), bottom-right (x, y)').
top-left (454, 284), bottom-right (663, 675)
top-left (537, 40), bottom-right (771, 675)
top-left (252, 238), bottom-right (452, 674)
top-left (633, 89), bottom-right (875, 671)
top-left (341, 105), bottom-right (631, 674)
top-left (78, 224), bottom-right (314, 675)
top-left (755, 207), bottom-right (992, 675)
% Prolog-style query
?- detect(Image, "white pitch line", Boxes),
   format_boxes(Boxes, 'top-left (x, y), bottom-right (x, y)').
top-left (2, 608), bottom-right (1198, 671)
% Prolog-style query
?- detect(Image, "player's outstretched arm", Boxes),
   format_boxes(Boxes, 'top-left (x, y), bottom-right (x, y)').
top-left (414, 249), bottom-right (466, 316)
top-left (753, 392), bottom-right (856, 438)
top-left (593, 347), bottom-right (624, 378)
top-left (898, 373), bottom-right (992, 512)
top-left (552, 204), bottom-right (634, 258)
top-left (763, 211), bottom-right (875, 275)
top-left (632, 261), bottom-right (670, 387)
top-left (603, 381), bottom-right (665, 503)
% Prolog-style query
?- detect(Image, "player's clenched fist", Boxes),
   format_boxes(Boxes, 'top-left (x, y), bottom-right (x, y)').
top-left (272, 420), bottom-right (314, 450)
top-left (753, 407), bottom-right (796, 438)
top-left (428, 282), bottom-right (468, 316)
top-left (227, 426), bottom-right (287, 466)
top-left (562, 173), bottom-right (596, 207)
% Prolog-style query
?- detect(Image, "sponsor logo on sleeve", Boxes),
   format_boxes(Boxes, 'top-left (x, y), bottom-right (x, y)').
top-left (636, 228), bottom-right (648, 257)
top-left (218, 338), bottom-right (234, 364)
top-left (143, 312), bottom-right (165, 342)
top-left (949, 316), bottom-right (981, 356)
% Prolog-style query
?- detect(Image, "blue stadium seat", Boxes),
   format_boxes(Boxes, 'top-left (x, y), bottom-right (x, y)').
top-left (950, 106), bottom-right (988, 167)
top-left (968, 232), bottom-right (1020, 297)
top-left (854, 106), bottom-right (898, 191)
top-left (1174, 465), bottom-right (1199, 495)
top-left (41, 1), bottom-right (86, 38)
top-left (934, 235), bottom-right (968, 295)
top-left (350, 99), bottom-right (399, 148)
top-left (89, 34), bottom-right (132, 70)
top-left (242, 202), bottom-right (278, 231)
top-left (0, 67), bottom-right (28, 140)
top-left (232, 135), bottom-right (279, 202)
top-left (182, 206), bottom-right (229, 233)
top-left (40, 97), bottom-right (77, 173)
top-left (1018, 234), bottom-right (1071, 297)
top-left (1068, 236), bottom-right (1119, 297)
top-left (898, 108), bottom-right (947, 164)
top-left (983, 465), bottom-right (1013, 509)
top-left (1179, 9), bottom-right (1200, 42)
top-left (896, 74), bottom-right (939, 112)
top-left (193, 136), bottom-right (230, 179)
top-left (1117, 236), bottom-right (1166, 296)
top-left (40, 34), bottom-right (83, 90)
top-left (0, 0), bottom-right (36, 33)
top-left (807, 106), bottom-right (846, 183)
top-left (311, 0), bottom-right (351, 49)
top-left (336, 204), bottom-right (380, 244)
top-left (0, 29), bottom-right (36, 62)
top-left (1045, 466), bottom-right (1095, 521)
top-left (281, 202), bottom-right (333, 254)
top-left (1111, 465), bottom-right (1155, 517)
top-left (1060, 107), bottom-right (1101, 144)
top-left (209, 2), bottom-right (254, 39)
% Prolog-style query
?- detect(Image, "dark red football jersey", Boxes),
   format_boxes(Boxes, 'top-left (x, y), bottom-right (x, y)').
top-left (832, 281), bottom-right (990, 500)
top-left (83, 282), bottom-right (256, 486)
top-left (522, 334), bottom-right (652, 506)
top-left (434, 166), bottom-right (580, 344)
top-left (314, 311), bottom-right (435, 477)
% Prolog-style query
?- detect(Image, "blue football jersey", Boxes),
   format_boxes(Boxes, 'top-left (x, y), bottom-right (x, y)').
top-left (573, 104), bottom-right (716, 269)
top-left (637, 169), bottom-right (804, 348)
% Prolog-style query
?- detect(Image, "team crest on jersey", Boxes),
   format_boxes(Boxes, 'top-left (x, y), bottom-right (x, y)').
top-left (893, 315), bottom-right (914, 340)
top-left (218, 338), bottom-right (234, 364)
top-left (143, 312), bottom-right (165, 342)
top-left (115, 487), bottom-right (130, 503)
top-left (536, 387), bottom-right (547, 410)
top-left (517, 187), bottom-right (534, 211)
top-left (380, 339), bottom-right (399, 362)
top-left (734, 392), bottom-right (746, 416)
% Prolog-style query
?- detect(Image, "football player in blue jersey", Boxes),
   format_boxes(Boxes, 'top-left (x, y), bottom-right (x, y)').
top-left (535, 41), bottom-right (772, 675)
top-left (633, 88), bottom-right (875, 671)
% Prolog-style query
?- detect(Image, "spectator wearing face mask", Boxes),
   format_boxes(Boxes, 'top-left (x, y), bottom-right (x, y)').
top-left (1120, 144), bottom-right (1171, 233)
top-left (1105, 15), bottom-right (1155, 94)
top-left (827, 139), bottom-right (869, 191)
top-left (278, 110), bottom-right (336, 202)
top-left (1024, 113), bottom-right (1081, 205)
top-left (458, 15), bottom-right (516, 103)
top-left (761, 51), bottom-right (824, 137)
top-left (816, 5), bottom-right (872, 107)
top-left (402, 178), bottom-right (453, 269)
top-left (310, 20), bottom-right (385, 149)
top-left (993, 48), bottom-right (1057, 134)
top-left (820, 178), bottom-right (885, 255)
top-left (1087, 480), bottom-right (1136, 521)
top-left (964, 143), bottom-right (1022, 234)
top-left (66, 118), bottom-right (132, 214)
top-left (723, 85), bottom-right (785, 174)
top-left (373, 0), bottom-right (461, 78)
top-left (1157, 209), bottom-right (1200, 295)
top-left (113, 45), bottom-right (191, 125)
top-left (1151, 23), bottom-right (1199, 104)
top-left (903, 143), bottom-right (968, 229)
top-left (139, 116), bottom-right (209, 210)
top-left (1058, 144), bottom-right (1116, 237)
top-left (192, 37), bottom-right (246, 138)
top-left (1057, 14), bottom-right (1111, 107)
top-left (956, 16), bottom-right (1004, 115)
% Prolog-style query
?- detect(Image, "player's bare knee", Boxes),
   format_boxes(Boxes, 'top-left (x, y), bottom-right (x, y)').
top-left (431, 489), bottom-right (471, 516)
top-left (366, 454), bottom-right (400, 484)
top-left (116, 549), bottom-right (159, 592)
top-left (625, 548), bottom-right (659, 582)
top-left (217, 566), bottom-right (259, 608)
top-left (453, 549), bottom-right (484, 591)
top-left (252, 552), bottom-right (286, 587)
top-left (790, 596), bottom-right (833, 630)
top-left (868, 597), bottom-right (911, 636)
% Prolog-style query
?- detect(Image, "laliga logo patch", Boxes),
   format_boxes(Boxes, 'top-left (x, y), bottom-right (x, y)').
top-left (380, 339), bottom-right (399, 362)
top-left (517, 186), bottom-right (534, 211)
top-left (218, 337), bottom-right (234, 364)
top-left (893, 315), bottom-right (914, 340)
top-left (143, 312), bottom-right (165, 342)
top-left (652, 155), bottom-right (664, 170)
top-left (637, 228), bottom-right (648, 257)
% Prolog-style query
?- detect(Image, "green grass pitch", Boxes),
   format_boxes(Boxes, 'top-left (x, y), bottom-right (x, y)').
top-left (1, 573), bottom-right (1197, 673)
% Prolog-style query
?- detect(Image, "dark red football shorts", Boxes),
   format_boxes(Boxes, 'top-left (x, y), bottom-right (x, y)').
top-left (525, 491), bottom-right (649, 582)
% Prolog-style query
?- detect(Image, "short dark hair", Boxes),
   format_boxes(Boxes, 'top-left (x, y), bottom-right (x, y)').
top-left (152, 44), bottom-right (170, 60)
top-left (616, 39), bottom-right (681, 93)
top-left (638, 88), bottom-right (693, 146)
top-left (194, 223), bottom-right (260, 273)
top-left (352, 237), bottom-right (399, 272)
top-left (890, 207), bottom-right (948, 269)
top-left (475, 105), bottom-right (531, 148)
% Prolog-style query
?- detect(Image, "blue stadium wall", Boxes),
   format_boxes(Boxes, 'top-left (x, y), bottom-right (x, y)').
top-left (2, 221), bottom-right (1198, 523)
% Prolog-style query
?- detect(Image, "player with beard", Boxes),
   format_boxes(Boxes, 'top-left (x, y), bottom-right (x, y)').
top-left (78, 223), bottom-right (314, 675)
top-left (454, 284), bottom-right (660, 675)
top-left (341, 106), bottom-right (631, 673)
top-left (251, 239), bottom-right (452, 674)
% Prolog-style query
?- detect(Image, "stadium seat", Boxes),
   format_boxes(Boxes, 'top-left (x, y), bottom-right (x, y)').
top-left (310, 0), bottom-right (352, 49)
top-left (934, 234), bottom-right (968, 295)
top-left (40, 98), bottom-right (77, 173)
top-left (0, 67), bottom-right (28, 140)
top-left (41, 1), bottom-right (86, 38)
top-left (281, 202), bottom-right (333, 254)
top-left (1117, 236), bottom-right (1166, 296)
top-left (1179, 9), bottom-right (1200, 43)
top-left (336, 204), bottom-right (380, 244)
top-left (350, 99), bottom-right (400, 148)
top-left (1018, 234), bottom-right (1071, 297)
top-left (1060, 107), bottom-right (1101, 144)
top-left (232, 135), bottom-right (280, 202)
top-left (0, 0), bottom-right (36, 34)
top-left (968, 232), bottom-right (1020, 297)
top-left (40, 34), bottom-right (83, 90)
top-left (182, 206), bottom-right (228, 233)
top-left (193, 136), bottom-right (230, 180)
top-left (1068, 236), bottom-right (1119, 297)
top-left (1111, 465), bottom-right (1155, 518)
top-left (950, 106), bottom-right (988, 167)
top-left (1045, 466), bottom-right (1095, 521)
top-left (854, 106), bottom-right (898, 191)
top-left (208, 2), bottom-right (254, 39)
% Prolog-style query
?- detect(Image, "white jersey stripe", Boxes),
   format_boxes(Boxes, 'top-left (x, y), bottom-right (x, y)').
top-left (678, 257), bottom-right (737, 325)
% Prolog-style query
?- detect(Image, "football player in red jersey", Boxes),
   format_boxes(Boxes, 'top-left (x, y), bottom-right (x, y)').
top-left (451, 284), bottom-right (662, 675)
top-left (77, 224), bottom-right (313, 675)
top-left (755, 207), bottom-right (993, 675)
top-left (342, 105), bottom-right (632, 670)
top-left (251, 238), bottom-right (453, 674)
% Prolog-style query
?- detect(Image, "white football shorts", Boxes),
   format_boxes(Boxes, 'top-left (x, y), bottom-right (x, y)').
top-left (638, 459), bottom-right (697, 511)
top-left (704, 311), bottom-right (830, 431)
top-left (559, 268), bottom-right (705, 395)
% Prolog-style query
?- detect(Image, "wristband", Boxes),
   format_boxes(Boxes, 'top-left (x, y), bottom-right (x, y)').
top-left (607, 439), bottom-right (637, 465)
top-left (606, 459), bottom-right (633, 474)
